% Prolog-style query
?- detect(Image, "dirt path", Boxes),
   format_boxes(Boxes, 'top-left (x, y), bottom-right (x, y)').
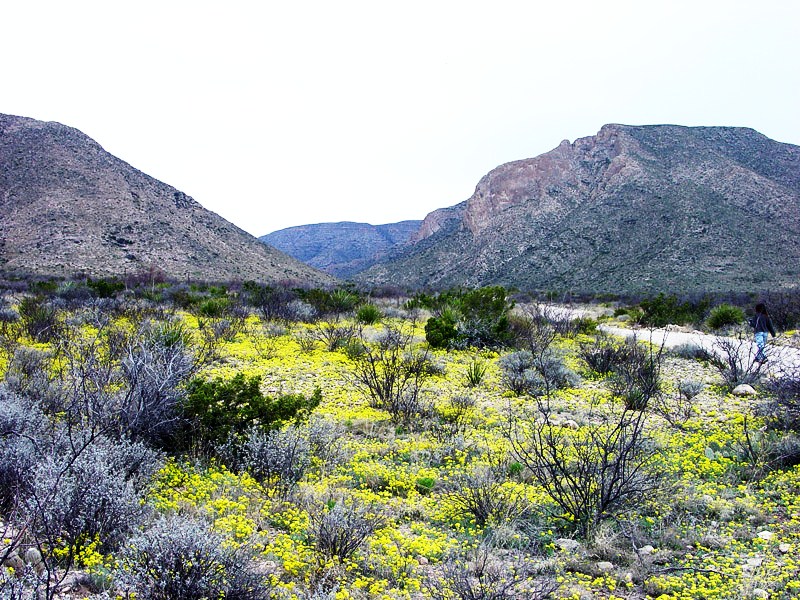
top-left (599, 324), bottom-right (800, 375)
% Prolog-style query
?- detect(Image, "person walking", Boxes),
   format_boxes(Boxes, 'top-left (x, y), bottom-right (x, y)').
top-left (750, 302), bottom-right (777, 362)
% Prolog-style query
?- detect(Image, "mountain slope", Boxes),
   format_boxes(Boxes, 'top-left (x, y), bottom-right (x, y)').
top-left (261, 220), bottom-right (421, 278)
top-left (357, 124), bottom-right (800, 294)
top-left (0, 114), bottom-right (333, 285)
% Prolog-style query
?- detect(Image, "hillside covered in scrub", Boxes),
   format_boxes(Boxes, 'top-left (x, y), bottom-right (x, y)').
top-left (358, 124), bottom-right (800, 294)
top-left (0, 113), bottom-right (332, 285)
top-left (2, 281), bottom-right (800, 599)
top-left (261, 221), bottom-right (422, 278)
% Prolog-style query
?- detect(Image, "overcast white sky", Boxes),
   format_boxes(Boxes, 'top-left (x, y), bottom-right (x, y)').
top-left (3, 1), bottom-right (799, 236)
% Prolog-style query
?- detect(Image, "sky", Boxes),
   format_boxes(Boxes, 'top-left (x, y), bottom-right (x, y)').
top-left (3, 1), bottom-right (799, 236)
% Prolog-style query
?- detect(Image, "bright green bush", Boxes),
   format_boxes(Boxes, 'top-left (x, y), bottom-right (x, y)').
top-left (86, 277), bottom-right (125, 298)
top-left (706, 303), bottom-right (745, 330)
top-left (196, 297), bottom-right (230, 318)
top-left (421, 286), bottom-right (514, 349)
top-left (181, 373), bottom-right (321, 453)
top-left (638, 293), bottom-right (710, 327)
top-left (356, 303), bottom-right (382, 324)
top-left (425, 309), bottom-right (458, 349)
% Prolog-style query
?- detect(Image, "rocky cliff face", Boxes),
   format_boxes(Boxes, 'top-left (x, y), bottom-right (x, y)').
top-left (0, 114), bottom-right (334, 285)
top-left (410, 202), bottom-right (465, 243)
top-left (261, 220), bottom-right (421, 278)
top-left (358, 124), bottom-right (800, 294)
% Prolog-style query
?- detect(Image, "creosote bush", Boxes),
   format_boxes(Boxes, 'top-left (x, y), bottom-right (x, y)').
top-left (609, 338), bottom-right (664, 411)
top-left (579, 334), bottom-right (631, 376)
top-left (762, 365), bottom-right (800, 432)
top-left (181, 373), bottom-right (321, 454)
top-left (709, 335), bottom-right (766, 390)
top-left (350, 322), bottom-right (435, 426)
top-left (17, 295), bottom-right (62, 343)
top-left (444, 465), bottom-right (533, 529)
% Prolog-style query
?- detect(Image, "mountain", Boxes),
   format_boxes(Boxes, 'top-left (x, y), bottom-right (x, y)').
top-left (357, 124), bottom-right (800, 294)
top-left (261, 220), bottom-right (421, 278)
top-left (0, 114), bottom-right (334, 285)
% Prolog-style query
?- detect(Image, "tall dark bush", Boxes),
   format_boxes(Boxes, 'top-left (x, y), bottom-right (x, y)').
top-left (17, 296), bottom-right (61, 343)
top-left (638, 293), bottom-right (710, 327)
top-left (181, 373), bottom-right (321, 453)
top-left (422, 287), bottom-right (514, 349)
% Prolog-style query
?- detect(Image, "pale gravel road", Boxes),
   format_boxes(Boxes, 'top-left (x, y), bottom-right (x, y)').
top-left (598, 324), bottom-right (800, 375)
top-left (524, 304), bottom-right (800, 375)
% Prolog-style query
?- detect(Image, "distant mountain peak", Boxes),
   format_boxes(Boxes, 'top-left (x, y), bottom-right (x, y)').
top-left (261, 220), bottom-right (422, 278)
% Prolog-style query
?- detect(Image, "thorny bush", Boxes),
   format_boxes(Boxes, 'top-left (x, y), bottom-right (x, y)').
top-left (505, 396), bottom-right (663, 538)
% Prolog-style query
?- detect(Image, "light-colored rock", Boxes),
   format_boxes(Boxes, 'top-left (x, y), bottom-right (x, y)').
top-left (779, 543), bottom-right (791, 553)
top-left (2, 552), bottom-right (24, 574)
top-left (757, 530), bottom-right (774, 541)
top-left (596, 561), bottom-right (614, 572)
top-left (23, 547), bottom-right (44, 575)
top-left (555, 538), bottom-right (581, 553)
top-left (638, 544), bottom-right (656, 556)
top-left (746, 557), bottom-right (763, 567)
top-left (417, 556), bottom-right (429, 565)
top-left (752, 588), bottom-right (769, 599)
top-left (733, 384), bottom-right (757, 396)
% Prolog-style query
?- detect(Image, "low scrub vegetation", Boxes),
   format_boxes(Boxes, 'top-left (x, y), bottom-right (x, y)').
top-left (1, 280), bottom-right (799, 599)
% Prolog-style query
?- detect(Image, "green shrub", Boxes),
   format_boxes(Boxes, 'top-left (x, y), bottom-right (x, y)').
top-left (181, 373), bottom-right (321, 453)
top-left (464, 358), bottom-right (488, 387)
top-left (573, 316), bottom-right (599, 335)
top-left (638, 293), bottom-right (710, 327)
top-left (196, 297), bottom-right (230, 318)
top-left (422, 286), bottom-right (514, 349)
top-left (298, 287), bottom-right (361, 317)
top-left (87, 277), bottom-right (126, 298)
top-left (425, 309), bottom-right (458, 349)
top-left (706, 303), bottom-right (745, 330)
top-left (356, 303), bottom-right (382, 324)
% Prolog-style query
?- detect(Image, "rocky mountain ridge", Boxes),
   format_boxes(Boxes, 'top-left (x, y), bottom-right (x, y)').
top-left (261, 220), bottom-right (421, 278)
top-left (0, 114), bottom-right (333, 285)
top-left (357, 124), bottom-right (800, 294)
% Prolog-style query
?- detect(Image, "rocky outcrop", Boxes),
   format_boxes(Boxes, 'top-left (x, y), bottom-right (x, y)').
top-left (357, 124), bottom-right (800, 294)
top-left (0, 114), bottom-right (334, 285)
top-left (410, 202), bottom-right (465, 243)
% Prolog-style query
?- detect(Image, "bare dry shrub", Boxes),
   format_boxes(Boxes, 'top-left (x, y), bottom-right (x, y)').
top-left (350, 322), bottom-right (435, 427)
top-left (505, 397), bottom-right (662, 538)
top-left (428, 544), bottom-right (559, 600)
top-left (310, 498), bottom-right (385, 560)
top-left (709, 335), bottom-right (767, 390)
